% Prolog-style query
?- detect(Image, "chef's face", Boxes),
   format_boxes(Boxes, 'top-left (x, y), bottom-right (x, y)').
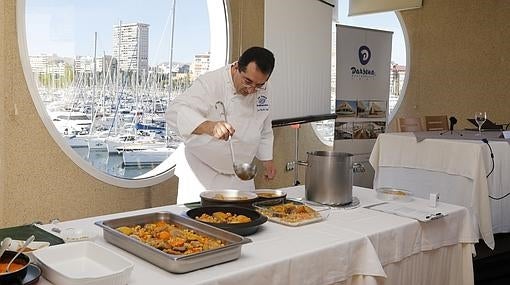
top-left (233, 62), bottom-right (269, 96)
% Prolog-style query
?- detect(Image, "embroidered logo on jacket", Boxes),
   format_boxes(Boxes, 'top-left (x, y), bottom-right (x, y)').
top-left (257, 95), bottom-right (269, 111)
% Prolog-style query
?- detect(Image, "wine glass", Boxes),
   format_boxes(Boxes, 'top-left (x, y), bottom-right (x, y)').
top-left (474, 112), bottom-right (487, 136)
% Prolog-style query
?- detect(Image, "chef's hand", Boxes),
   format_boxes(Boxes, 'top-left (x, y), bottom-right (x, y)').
top-left (262, 160), bottom-right (276, 181)
top-left (211, 121), bottom-right (235, 140)
top-left (193, 121), bottom-right (235, 141)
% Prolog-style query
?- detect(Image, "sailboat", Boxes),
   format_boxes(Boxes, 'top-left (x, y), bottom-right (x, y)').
top-left (122, 146), bottom-right (174, 167)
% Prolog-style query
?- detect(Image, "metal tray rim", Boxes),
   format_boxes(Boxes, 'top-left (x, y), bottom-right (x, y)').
top-left (94, 211), bottom-right (251, 260)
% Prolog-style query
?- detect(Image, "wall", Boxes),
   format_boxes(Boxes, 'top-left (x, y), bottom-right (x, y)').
top-left (0, 0), bottom-right (7, 226)
top-left (256, 124), bottom-right (332, 189)
top-left (229, 0), bottom-right (265, 60)
top-left (391, 0), bottom-right (510, 130)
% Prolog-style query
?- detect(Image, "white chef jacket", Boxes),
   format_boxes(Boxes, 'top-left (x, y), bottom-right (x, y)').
top-left (166, 64), bottom-right (274, 203)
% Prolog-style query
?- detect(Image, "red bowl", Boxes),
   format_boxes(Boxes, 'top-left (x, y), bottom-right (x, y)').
top-left (0, 250), bottom-right (31, 284)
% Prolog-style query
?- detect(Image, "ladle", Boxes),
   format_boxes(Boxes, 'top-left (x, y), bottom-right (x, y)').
top-left (215, 101), bottom-right (257, 180)
top-left (0, 237), bottom-right (12, 259)
top-left (4, 235), bottom-right (34, 273)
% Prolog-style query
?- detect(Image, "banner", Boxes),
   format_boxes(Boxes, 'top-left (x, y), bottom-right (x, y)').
top-left (337, 25), bottom-right (392, 102)
top-left (335, 25), bottom-right (392, 143)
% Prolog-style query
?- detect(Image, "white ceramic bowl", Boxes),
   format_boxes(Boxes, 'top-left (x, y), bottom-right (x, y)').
top-left (33, 241), bottom-right (134, 285)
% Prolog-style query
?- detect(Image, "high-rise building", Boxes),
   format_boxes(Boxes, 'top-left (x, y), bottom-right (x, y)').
top-left (112, 22), bottom-right (149, 76)
top-left (30, 54), bottom-right (69, 76)
top-left (74, 55), bottom-right (117, 74)
top-left (190, 52), bottom-right (210, 81)
top-left (29, 55), bottom-right (49, 74)
top-left (389, 63), bottom-right (406, 112)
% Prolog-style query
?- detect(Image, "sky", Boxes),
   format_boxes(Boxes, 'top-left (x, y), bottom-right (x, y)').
top-left (25, 0), bottom-right (406, 66)
top-left (25, 0), bottom-right (210, 64)
top-left (336, 0), bottom-right (407, 65)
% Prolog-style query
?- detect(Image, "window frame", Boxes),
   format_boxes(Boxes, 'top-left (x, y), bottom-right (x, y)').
top-left (16, 0), bottom-right (230, 188)
top-left (387, 11), bottom-right (410, 123)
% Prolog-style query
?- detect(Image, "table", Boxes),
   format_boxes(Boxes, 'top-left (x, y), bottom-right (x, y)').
top-left (35, 186), bottom-right (476, 285)
top-left (369, 132), bottom-right (510, 249)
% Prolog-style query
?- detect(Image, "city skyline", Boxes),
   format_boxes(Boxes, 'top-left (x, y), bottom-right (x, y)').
top-left (25, 0), bottom-right (406, 66)
top-left (25, 0), bottom-right (210, 65)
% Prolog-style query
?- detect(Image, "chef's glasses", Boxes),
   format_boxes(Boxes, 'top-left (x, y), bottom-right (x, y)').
top-left (237, 69), bottom-right (267, 91)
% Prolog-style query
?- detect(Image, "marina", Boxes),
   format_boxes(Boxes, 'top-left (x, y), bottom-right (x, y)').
top-left (42, 84), bottom-right (182, 179)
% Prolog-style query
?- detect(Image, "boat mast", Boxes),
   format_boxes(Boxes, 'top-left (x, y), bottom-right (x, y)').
top-left (168, 0), bottom-right (176, 101)
top-left (90, 31), bottom-right (97, 133)
top-left (109, 21), bottom-right (123, 137)
top-left (166, 0), bottom-right (177, 146)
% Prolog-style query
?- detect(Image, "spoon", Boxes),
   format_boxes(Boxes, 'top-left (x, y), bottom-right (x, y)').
top-left (215, 101), bottom-right (257, 180)
top-left (0, 237), bottom-right (12, 259)
top-left (5, 235), bottom-right (34, 273)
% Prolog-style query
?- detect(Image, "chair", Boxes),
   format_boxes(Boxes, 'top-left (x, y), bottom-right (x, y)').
top-left (397, 117), bottom-right (423, 132)
top-left (424, 115), bottom-right (449, 131)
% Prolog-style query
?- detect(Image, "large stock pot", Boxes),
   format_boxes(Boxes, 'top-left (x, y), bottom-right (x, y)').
top-left (298, 151), bottom-right (365, 206)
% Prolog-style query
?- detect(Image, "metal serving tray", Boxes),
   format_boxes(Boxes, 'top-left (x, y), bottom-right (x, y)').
top-left (94, 211), bottom-right (251, 273)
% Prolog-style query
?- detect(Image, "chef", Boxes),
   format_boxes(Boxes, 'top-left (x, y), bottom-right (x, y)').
top-left (166, 47), bottom-right (276, 204)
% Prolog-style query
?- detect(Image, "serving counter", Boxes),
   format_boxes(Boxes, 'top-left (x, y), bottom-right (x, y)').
top-left (34, 186), bottom-right (476, 285)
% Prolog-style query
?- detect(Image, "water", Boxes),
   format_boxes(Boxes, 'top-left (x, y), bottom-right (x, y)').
top-left (73, 147), bottom-right (159, 179)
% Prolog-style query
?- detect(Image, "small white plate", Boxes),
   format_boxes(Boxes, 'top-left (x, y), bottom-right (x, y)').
top-left (8, 240), bottom-right (50, 253)
top-left (7, 239), bottom-right (50, 261)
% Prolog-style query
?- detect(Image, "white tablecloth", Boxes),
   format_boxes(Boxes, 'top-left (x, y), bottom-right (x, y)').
top-left (370, 132), bottom-right (510, 249)
top-left (283, 186), bottom-right (476, 261)
top-left (35, 185), bottom-right (476, 285)
top-left (37, 202), bottom-right (385, 285)
top-left (333, 186), bottom-right (475, 285)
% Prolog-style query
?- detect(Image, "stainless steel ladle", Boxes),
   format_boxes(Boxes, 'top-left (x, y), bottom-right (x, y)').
top-left (215, 101), bottom-right (257, 180)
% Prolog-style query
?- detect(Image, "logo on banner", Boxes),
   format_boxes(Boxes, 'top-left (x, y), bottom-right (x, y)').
top-left (350, 45), bottom-right (376, 80)
top-left (359, 46), bottom-right (371, 65)
top-left (257, 95), bottom-right (269, 112)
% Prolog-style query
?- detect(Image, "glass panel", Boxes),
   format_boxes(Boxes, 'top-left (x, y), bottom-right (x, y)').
top-left (23, 0), bottom-right (227, 183)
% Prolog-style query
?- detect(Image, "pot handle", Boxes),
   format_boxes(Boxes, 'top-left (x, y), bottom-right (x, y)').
top-left (353, 162), bottom-right (365, 173)
top-left (296, 160), bottom-right (309, 167)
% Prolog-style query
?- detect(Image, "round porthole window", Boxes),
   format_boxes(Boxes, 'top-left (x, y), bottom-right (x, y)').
top-left (17, 0), bottom-right (229, 187)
